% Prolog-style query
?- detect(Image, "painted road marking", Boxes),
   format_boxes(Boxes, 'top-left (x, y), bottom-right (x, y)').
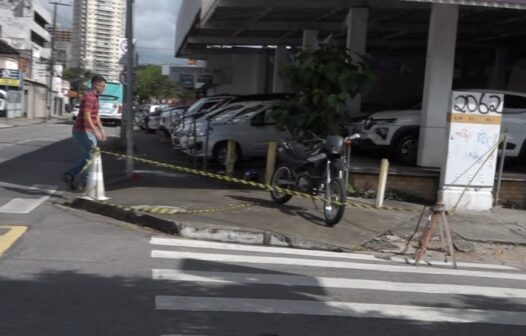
top-left (155, 296), bottom-right (526, 326)
top-left (152, 269), bottom-right (526, 299)
top-left (0, 199), bottom-right (45, 214)
top-left (0, 185), bottom-right (58, 214)
top-left (151, 250), bottom-right (526, 281)
top-left (0, 225), bottom-right (27, 256)
top-left (150, 237), bottom-right (518, 271)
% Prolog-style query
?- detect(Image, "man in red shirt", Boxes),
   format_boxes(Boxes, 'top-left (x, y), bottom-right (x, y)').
top-left (62, 75), bottom-right (108, 190)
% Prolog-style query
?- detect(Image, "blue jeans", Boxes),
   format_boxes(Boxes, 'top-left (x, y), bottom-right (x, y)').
top-left (65, 130), bottom-right (97, 182)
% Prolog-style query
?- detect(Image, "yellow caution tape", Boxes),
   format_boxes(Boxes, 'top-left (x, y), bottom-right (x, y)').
top-left (99, 150), bottom-right (420, 213)
top-left (71, 199), bottom-right (254, 215)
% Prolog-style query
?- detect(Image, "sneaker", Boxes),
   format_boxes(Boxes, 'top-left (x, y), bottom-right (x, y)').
top-left (62, 173), bottom-right (76, 190)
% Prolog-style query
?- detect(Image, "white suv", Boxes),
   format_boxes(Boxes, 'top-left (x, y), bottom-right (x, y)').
top-left (357, 90), bottom-right (526, 165)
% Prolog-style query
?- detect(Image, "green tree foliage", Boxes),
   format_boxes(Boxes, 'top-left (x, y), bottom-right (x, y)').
top-left (273, 43), bottom-right (375, 139)
top-left (63, 67), bottom-right (94, 90)
top-left (134, 65), bottom-right (190, 102)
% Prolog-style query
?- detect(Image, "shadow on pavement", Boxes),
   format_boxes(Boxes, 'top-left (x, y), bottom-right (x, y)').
top-left (226, 194), bottom-right (328, 227)
top-left (1, 259), bottom-right (524, 335)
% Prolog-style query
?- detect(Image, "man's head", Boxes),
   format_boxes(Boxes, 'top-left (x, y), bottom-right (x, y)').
top-left (91, 75), bottom-right (106, 95)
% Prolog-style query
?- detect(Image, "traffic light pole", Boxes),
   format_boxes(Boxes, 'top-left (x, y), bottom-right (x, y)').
top-left (47, 1), bottom-right (70, 119)
top-left (125, 0), bottom-right (135, 176)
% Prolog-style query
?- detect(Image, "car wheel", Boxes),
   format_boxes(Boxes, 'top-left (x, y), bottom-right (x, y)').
top-left (213, 142), bottom-right (239, 166)
top-left (394, 134), bottom-right (418, 166)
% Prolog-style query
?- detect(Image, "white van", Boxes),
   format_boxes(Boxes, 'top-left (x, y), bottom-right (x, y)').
top-left (185, 101), bottom-right (288, 163)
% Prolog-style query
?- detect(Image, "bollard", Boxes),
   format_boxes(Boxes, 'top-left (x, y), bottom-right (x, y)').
top-left (265, 141), bottom-right (277, 185)
top-left (375, 158), bottom-right (389, 208)
top-left (226, 140), bottom-right (236, 177)
top-left (203, 119), bottom-right (211, 172)
top-left (494, 133), bottom-right (508, 206)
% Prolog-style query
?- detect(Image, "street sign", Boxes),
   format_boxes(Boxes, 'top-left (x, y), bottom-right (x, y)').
top-left (118, 38), bottom-right (137, 62)
top-left (118, 38), bottom-right (128, 59)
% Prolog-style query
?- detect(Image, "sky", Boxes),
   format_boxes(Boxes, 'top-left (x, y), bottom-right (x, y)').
top-left (44, 0), bottom-right (184, 65)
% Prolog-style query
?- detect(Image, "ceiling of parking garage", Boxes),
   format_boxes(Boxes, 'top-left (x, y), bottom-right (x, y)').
top-left (177, 0), bottom-right (526, 57)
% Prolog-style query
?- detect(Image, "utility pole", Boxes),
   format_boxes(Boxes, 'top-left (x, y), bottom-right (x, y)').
top-left (47, 1), bottom-right (71, 120)
top-left (125, 0), bottom-right (135, 176)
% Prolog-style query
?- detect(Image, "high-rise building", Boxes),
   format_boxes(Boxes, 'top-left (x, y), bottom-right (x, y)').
top-left (72, 0), bottom-right (125, 81)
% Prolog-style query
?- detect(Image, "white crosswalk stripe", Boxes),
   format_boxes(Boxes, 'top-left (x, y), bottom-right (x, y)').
top-left (150, 237), bottom-right (526, 335)
top-left (0, 183), bottom-right (58, 214)
top-left (150, 237), bottom-right (519, 271)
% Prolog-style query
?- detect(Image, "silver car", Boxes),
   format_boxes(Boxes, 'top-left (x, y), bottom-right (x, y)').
top-left (185, 101), bottom-right (289, 163)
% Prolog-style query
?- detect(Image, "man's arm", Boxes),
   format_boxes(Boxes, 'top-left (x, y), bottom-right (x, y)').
top-left (96, 114), bottom-right (107, 141)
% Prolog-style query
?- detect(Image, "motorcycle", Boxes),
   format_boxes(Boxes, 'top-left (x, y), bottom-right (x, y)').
top-left (270, 135), bottom-right (359, 226)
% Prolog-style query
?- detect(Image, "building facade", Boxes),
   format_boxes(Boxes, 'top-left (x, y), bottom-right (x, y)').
top-left (72, 0), bottom-right (125, 81)
top-left (53, 28), bottom-right (73, 69)
top-left (0, 0), bottom-right (52, 84)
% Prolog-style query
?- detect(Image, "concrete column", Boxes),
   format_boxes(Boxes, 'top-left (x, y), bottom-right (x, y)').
top-left (346, 8), bottom-right (369, 116)
top-left (302, 29), bottom-right (318, 49)
top-left (417, 4), bottom-right (459, 167)
top-left (494, 48), bottom-right (509, 90)
top-left (273, 45), bottom-right (288, 93)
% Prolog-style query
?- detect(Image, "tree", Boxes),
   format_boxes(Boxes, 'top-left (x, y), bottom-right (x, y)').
top-left (273, 42), bottom-right (375, 139)
top-left (63, 67), bottom-right (94, 91)
top-left (134, 65), bottom-right (190, 102)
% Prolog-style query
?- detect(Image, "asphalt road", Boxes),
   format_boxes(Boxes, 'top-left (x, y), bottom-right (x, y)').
top-left (0, 122), bottom-right (525, 336)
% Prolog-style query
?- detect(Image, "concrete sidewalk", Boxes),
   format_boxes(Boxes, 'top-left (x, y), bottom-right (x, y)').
top-left (0, 117), bottom-right (50, 128)
top-left (67, 138), bottom-right (526, 256)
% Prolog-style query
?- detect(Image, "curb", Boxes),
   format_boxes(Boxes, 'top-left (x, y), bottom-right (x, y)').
top-left (67, 197), bottom-right (358, 252)
top-left (0, 119), bottom-right (49, 128)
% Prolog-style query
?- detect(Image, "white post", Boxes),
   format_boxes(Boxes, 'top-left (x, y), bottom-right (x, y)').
top-left (417, 4), bottom-right (459, 167)
top-left (375, 159), bottom-right (389, 208)
top-left (346, 8), bottom-right (369, 116)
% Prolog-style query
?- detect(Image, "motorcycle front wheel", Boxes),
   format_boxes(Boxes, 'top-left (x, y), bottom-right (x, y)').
top-left (270, 165), bottom-right (294, 204)
top-left (323, 177), bottom-right (346, 226)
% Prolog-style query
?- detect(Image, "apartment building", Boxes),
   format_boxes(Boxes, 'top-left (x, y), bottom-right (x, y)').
top-left (0, 0), bottom-right (52, 84)
top-left (72, 0), bottom-right (125, 81)
top-left (53, 27), bottom-right (73, 68)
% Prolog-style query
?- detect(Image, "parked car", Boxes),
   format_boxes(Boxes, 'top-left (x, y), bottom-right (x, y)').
top-left (0, 90), bottom-right (7, 117)
top-left (184, 100), bottom-right (288, 164)
top-left (356, 90), bottom-right (526, 165)
top-left (158, 105), bottom-right (189, 139)
top-left (146, 105), bottom-right (177, 133)
top-left (170, 95), bottom-right (236, 146)
top-left (140, 104), bottom-right (161, 132)
top-left (177, 101), bottom-right (270, 151)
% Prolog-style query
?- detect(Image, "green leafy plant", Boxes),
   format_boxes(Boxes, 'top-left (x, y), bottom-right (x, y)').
top-left (134, 65), bottom-right (191, 102)
top-left (273, 42), bottom-right (374, 139)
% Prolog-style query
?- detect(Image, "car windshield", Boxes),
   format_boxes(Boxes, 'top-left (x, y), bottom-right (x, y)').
top-left (203, 104), bottom-right (246, 120)
top-left (185, 99), bottom-right (223, 116)
top-left (212, 104), bottom-right (265, 123)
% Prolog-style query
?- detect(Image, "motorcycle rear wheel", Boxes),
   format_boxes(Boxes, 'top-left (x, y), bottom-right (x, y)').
top-left (270, 165), bottom-right (294, 204)
top-left (323, 177), bottom-right (346, 226)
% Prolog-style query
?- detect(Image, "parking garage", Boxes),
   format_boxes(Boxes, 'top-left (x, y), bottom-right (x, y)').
top-left (173, 0), bottom-right (526, 209)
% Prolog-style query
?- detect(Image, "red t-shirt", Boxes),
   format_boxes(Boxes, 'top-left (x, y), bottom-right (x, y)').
top-left (74, 90), bottom-right (99, 132)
